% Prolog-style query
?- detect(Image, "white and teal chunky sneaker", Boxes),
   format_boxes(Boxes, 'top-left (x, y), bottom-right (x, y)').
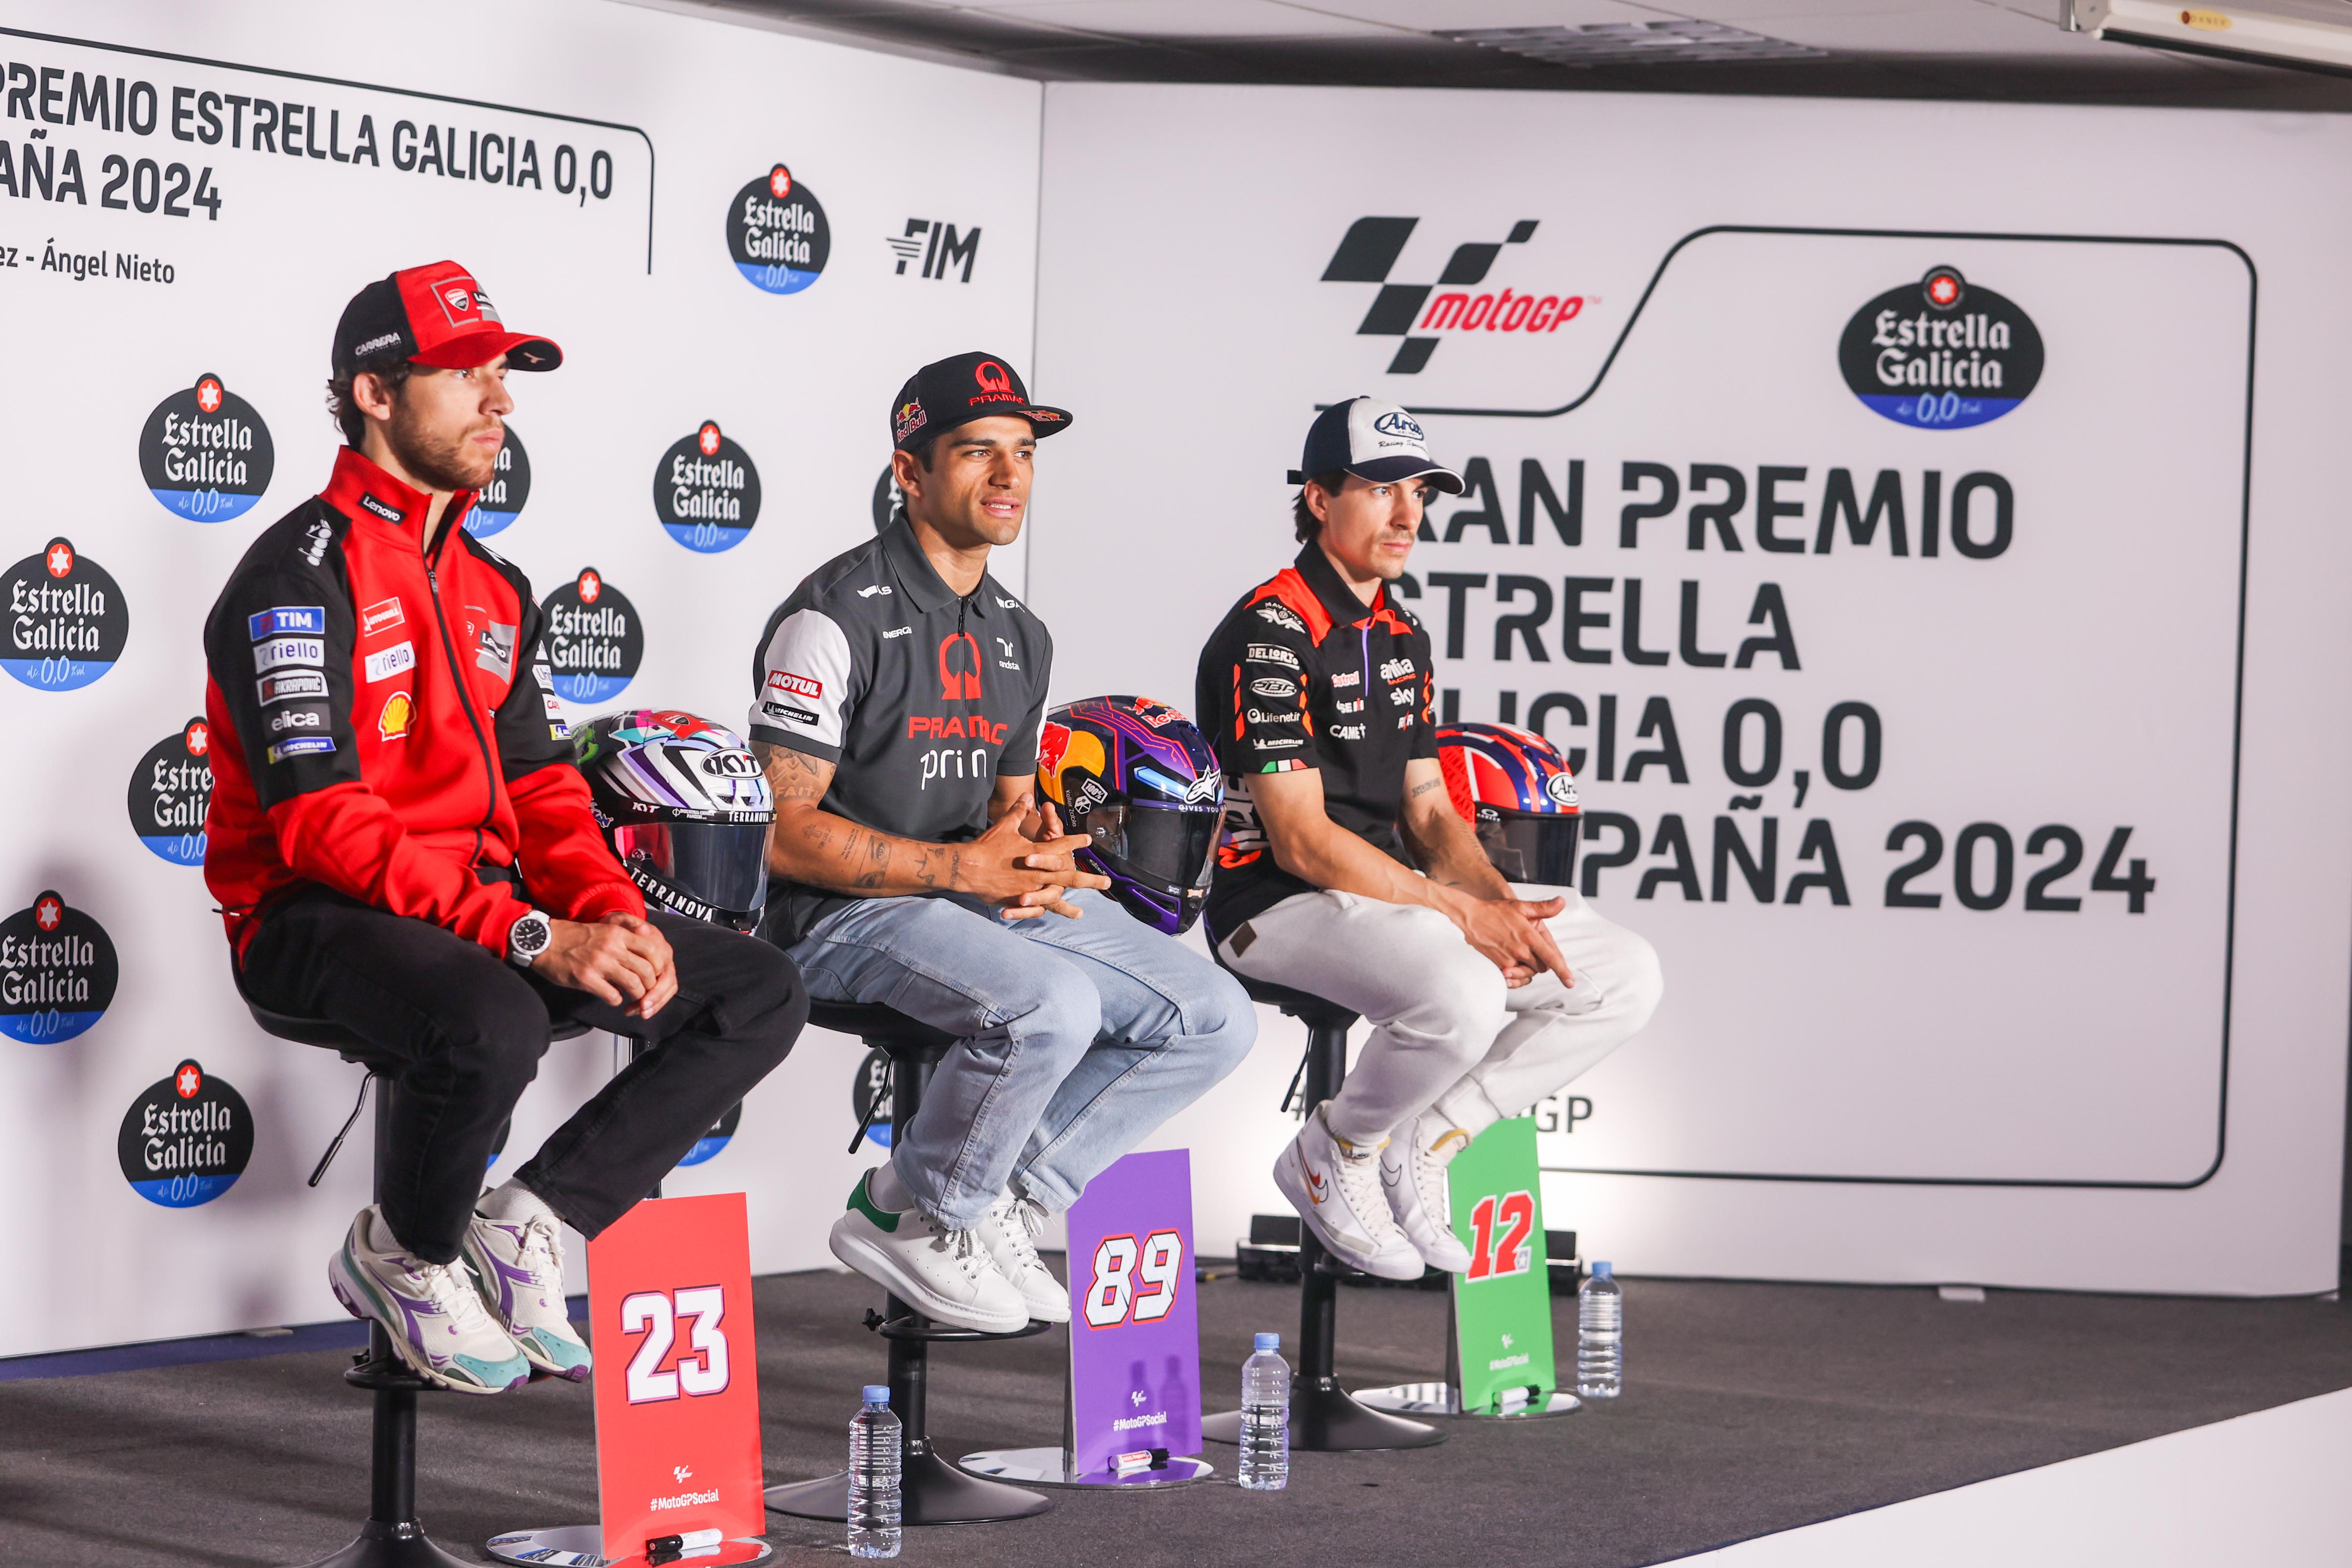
top-left (463, 1210), bottom-right (592, 1382)
top-left (328, 1205), bottom-right (530, 1395)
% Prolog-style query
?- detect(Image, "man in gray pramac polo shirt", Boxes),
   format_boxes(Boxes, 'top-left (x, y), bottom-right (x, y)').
top-left (749, 352), bottom-right (1253, 1334)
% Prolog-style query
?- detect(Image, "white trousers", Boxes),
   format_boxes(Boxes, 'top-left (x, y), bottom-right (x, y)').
top-left (1218, 884), bottom-right (1663, 1147)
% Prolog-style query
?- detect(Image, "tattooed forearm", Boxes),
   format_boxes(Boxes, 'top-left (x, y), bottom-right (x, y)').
top-left (757, 740), bottom-right (977, 897)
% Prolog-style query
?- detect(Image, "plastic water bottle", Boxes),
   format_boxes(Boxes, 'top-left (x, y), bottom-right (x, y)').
top-left (1238, 1332), bottom-right (1291, 1491)
top-left (1577, 1261), bottom-right (1622, 1399)
top-left (847, 1384), bottom-right (902, 1558)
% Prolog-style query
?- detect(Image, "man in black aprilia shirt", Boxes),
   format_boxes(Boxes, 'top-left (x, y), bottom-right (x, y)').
top-left (752, 353), bottom-right (1252, 1335)
top-left (1196, 397), bottom-right (1661, 1282)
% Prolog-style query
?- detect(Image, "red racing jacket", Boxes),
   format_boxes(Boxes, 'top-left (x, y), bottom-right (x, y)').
top-left (202, 446), bottom-right (643, 960)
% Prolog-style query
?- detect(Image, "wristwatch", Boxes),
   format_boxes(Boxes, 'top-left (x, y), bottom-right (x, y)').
top-left (507, 908), bottom-right (554, 969)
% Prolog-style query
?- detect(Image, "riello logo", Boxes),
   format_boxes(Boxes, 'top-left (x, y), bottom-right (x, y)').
top-left (1320, 217), bottom-right (1586, 374)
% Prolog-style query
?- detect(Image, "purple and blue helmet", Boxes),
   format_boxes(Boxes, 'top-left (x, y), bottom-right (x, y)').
top-left (1037, 696), bottom-right (1223, 934)
top-left (574, 709), bottom-right (773, 931)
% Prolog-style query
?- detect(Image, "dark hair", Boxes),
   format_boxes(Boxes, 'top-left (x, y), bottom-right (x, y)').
top-left (324, 353), bottom-right (414, 447)
top-left (901, 431), bottom-right (944, 472)
top-left (1292, 471), bottom-right (1346, 543)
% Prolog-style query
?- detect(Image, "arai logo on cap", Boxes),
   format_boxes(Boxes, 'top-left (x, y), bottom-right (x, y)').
top-left (1372, 409), bottom-right (1425, 443)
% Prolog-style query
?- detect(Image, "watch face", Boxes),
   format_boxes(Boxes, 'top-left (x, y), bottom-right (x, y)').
top-left (513, 914), bottom-right (550, 955)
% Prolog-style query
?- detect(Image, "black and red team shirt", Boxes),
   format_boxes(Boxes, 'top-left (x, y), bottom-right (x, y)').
top-left (748, 514), bottom-right (1052, 945)
top-left (202, 447), bottom-right (643, 961)
top-left (1194, 542), bottom-right (1439, 941)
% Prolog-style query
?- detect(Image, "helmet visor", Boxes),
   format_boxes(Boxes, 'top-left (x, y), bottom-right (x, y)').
top-left (1478, 811), bottom-right (1581, 888)
top-left (612, 820), bottom-right (771, 916)
top-left (1085, 801), bottom-right (1221, 893)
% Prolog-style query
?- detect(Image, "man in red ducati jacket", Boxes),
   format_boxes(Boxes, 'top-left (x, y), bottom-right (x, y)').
top-left (203, 261), bottom-right (806, 1395)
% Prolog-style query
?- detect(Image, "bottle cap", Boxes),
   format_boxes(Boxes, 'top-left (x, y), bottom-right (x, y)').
top-left (1591, 1261), bottom-right (1613, 1280)
top-left (1253, 1332), bottom-right (1280, 1352)
top-left (862, 1384), bottom-right (891, 1404)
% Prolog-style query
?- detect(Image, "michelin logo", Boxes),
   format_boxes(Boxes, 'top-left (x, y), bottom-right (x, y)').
top-left (267, 736), bottom-right (336, 763)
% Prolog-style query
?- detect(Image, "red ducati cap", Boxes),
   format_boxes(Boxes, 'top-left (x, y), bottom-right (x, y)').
top-left (331, 260), bottom-right (563, 374)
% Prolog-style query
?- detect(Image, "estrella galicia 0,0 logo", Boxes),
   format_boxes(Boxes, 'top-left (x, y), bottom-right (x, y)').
top-left (127, 716), bottom-right (214, 866)
top-left (728, 163), bottom-right (830, 294)
top-left (3, 537), bottom-right (128, 691)
top-left (0, 889), bottom-right (120, 1042)
top-left (539, 567), bottom-right (644, 704)
top-left (655, 421), bottom-right (762, 553)
top-left (118, 1059), bottom-right (253, 1208)
top-left (140, 373), bottom-right (274, 521)
top-left (1838, 267), bottom-right (2043, 429)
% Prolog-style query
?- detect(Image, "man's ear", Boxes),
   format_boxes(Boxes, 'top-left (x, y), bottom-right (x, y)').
top-left (890, 446), bottom-right (924, 500)
top-left (1306, 481), bottom-right (1333, 523)
top-left (350, 371), bottom-right (397, 425)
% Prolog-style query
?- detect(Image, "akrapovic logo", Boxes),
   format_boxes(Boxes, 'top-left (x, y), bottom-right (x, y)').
top-left (1320, 217), bottom-right (1586, 375)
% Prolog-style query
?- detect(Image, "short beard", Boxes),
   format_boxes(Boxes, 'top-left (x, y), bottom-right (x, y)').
top-left (384, 397), bottom-right (498, 493)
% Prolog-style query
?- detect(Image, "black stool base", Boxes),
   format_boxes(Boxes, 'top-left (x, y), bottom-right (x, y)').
top-left (289, 1520), bottom-right (475, 1568)
top-left (1200, 1375), bottom-right (1445, 1452)
top-left (766, 1448), bottom-right (1052, 1525)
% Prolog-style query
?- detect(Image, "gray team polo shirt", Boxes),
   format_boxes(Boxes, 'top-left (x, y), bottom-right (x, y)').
top-left (748, 514), bottom-right (1052, 944)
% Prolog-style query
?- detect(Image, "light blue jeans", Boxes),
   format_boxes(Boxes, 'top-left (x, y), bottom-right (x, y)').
top-left (787, 889), bottom-right (1255, 1228)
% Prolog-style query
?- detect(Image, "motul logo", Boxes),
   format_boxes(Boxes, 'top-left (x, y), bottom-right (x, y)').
top-left (1320, 216), bottom-right (1585, 375)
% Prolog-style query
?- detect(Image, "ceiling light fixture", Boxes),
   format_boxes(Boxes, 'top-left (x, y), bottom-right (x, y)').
top-left (1439, 21), bottom-right (1827, 65)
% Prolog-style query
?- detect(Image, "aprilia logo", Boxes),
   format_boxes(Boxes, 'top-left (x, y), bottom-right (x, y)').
top-left (1320, 216), bottom-right (1584, 375)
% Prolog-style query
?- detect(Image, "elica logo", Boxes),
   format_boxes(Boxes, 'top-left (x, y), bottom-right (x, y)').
top-left (118, 1058), bottom-right (252, 1208)
top-left (539, 565), bottom-right (643, 704)
top-left (140, 373), bottom-right (274, 521)
top-left (1839, 266), bottom-right (2043, 430)
top-left (126, 716), bottom-right (213, 866)
top-left (728, 162), bottom-right (830, 294)
top-left (0, 889), bottom-right (120, 1042)
top-left (655, 420), bottom-right (762, 553)
top-left (675, 1100), bottom-right (743, 1169)
top-left (1320, 216), bottom-right (1586, 375)
top-left (887, 218), bottom-right (980, 282)
top-left (464, 425), bottom-right (533, 538)
top-left (3, 537), bottom-right (128, 692)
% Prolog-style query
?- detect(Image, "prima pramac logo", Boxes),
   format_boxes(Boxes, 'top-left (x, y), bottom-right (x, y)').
top-left (727, 163), bottom-right (830, 294)
top-left (118, 1059), bottom-right (253, 1208)
top-left (539, 567), bottom-right (643, 704)
top-left (654, 420), bottom-right (761, 553)
top-left (464, 425), bottom-right (533, 538)
top-left (1839, 267), bottom-right (2043, 430)
top-left (3, 538), bottom-right (128, 691)
top-left (126, 716), bottom-right (214, 866)
top-left (140, 374), bottom-right (274, 521)
top-left (0, 890), bottom-right (119, 1043)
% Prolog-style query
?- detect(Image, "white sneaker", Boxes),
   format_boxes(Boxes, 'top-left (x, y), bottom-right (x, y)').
top-left (1382, 1116), bottom-right (1473, 1273)
top-left (1272, 1106), bottom-right (1424, 1281)
top-left (462, 1211), bottom-right (592, 1381)
top-left (828, 1171), bottom-right (1029, 1335)
top-left (328, 1205), bottom-right (530, 1395)
top-left (976, 1190), bottom-right (1071, 1324)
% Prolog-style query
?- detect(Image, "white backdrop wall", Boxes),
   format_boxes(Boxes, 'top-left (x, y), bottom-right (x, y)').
top-left (0, 0), bottom-right (1041, 1357)
top-left (4, 8), bottom-right (2348, 1363)
top-left (1031, 84), bottom-right (2352, 1297)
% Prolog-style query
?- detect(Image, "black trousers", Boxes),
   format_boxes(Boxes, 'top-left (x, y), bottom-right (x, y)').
top-left (241, 886), bottom-right (808, 1263)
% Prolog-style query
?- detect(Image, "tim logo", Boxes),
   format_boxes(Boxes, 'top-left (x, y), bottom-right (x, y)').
top-left (1320, 217), bottom-right (1585, 374)
top-left (937, 632), bottom-right (982, 700)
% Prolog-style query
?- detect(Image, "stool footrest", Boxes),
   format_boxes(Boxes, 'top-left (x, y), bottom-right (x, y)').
top-left (862, 1307), bottom-right (1052, 1343)
top-left (343, 1355), bottom-right (439, 1393)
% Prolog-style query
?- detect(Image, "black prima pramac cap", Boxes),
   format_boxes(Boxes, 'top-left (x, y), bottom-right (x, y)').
top-left (889, 352), bottom-right (1072, 452)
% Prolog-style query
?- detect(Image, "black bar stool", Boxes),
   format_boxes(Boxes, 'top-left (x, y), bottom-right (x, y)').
top-left (764, 1001), bottom-right (1054, 1526)
top-left (1199, 970), bottom-right (1444, 1452)
top-left (245, 987), bottom-right (589, 1568)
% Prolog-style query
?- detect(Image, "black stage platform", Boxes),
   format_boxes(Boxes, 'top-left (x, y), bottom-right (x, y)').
top-left (3, 1269), bottom-right (2348, 1566)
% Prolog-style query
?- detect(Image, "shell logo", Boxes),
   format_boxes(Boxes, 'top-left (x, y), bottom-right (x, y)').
top-left (379, 690), bottom-right (415, 741)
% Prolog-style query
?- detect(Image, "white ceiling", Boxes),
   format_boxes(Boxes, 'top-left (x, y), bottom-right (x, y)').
top-left (636, 0), bottom-right (2352, 103)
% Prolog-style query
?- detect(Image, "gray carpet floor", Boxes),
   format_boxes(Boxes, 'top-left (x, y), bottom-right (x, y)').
top-left (2, 1269), bottom-right (2348, 1567)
